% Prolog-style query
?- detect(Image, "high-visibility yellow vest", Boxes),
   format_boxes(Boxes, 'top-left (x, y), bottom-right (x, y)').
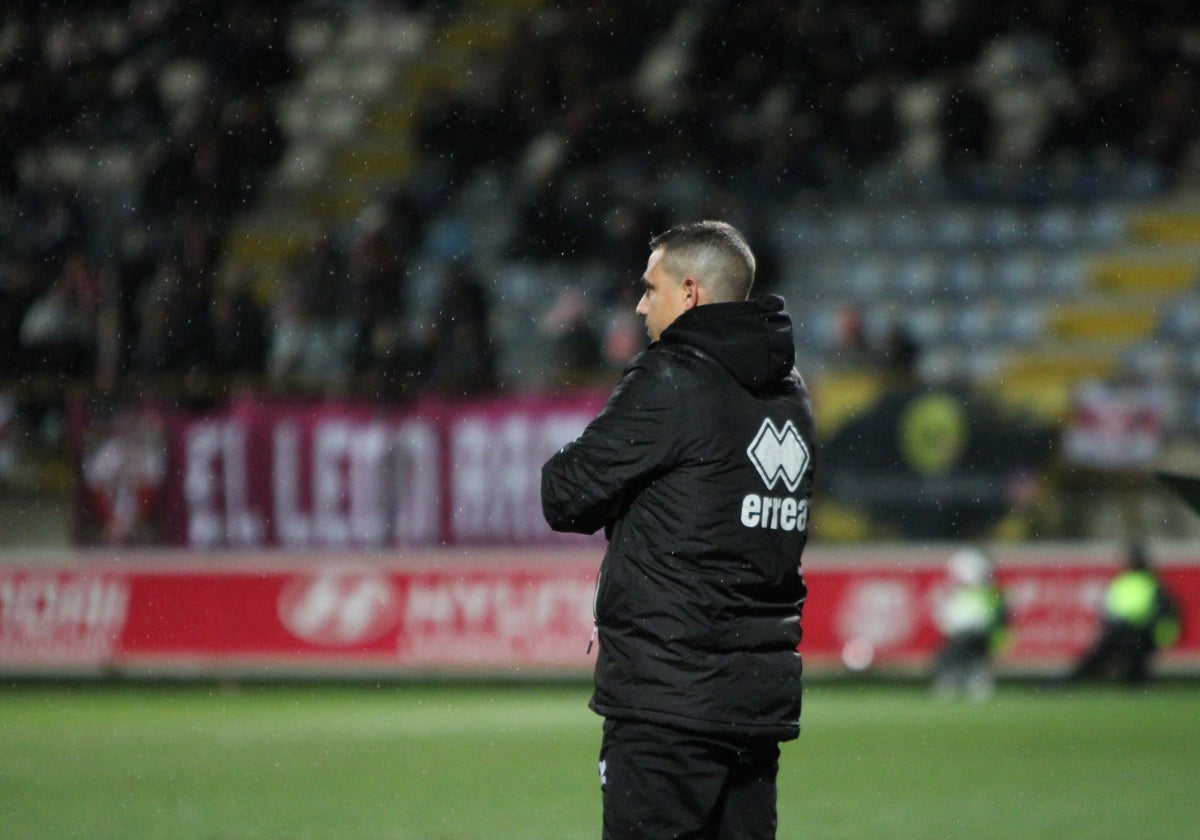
top-left (1104, 571), bottom-right (1157, 627)
top-left (1104, 570), bottom-right (1180, 647)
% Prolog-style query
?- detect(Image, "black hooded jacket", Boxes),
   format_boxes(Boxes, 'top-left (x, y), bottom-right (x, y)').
top-left (541, 295), bottom-right (816, 740)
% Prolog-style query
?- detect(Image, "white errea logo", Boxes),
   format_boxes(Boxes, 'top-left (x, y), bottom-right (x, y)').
top-left (747, 419), bottom-right (809, 492)
top-left (743, 419), bottom-right (810, 532)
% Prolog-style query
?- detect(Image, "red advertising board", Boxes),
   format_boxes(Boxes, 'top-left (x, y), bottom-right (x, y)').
top-left (2, 545), bottom-right (1199, 678)
top-left (803, 555), bottom-right (1199, 672)
top-left (0, 551), bottom-right (597, 677)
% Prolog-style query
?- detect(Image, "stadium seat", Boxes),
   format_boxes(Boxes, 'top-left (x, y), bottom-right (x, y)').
top-left (274, 143), bottom-right (331, 191)
top-left (1048, 304), bottom-right (1158, 343)
top-left (994, 252), bottom-right (1043, 300)
top-left (1086, 204), bottom-right (1129, 245)
top-left (86, 145), bottom-right (140, 195)
top-left (878, 213), bottom-right (930, 250)
top-left (1044, 255), bottom-right (1088, 296)
top-left (1001, 303), bottom-right (1046, 347)
top-left (1121, 341), bottom-right (1182, 382)
top-left (892, 255), bottom-right (941, 299)
top-left (931, 206), bottom-right (983, 250)
top-left (1089, 256), bottom-right (1197, 295)
top-left (38, 144), bottom-right (90, 187)
top-left (1032, 204), bottom-right (1083, 248)
top-left (288, 17), bottom-right (336, 63)
top-left (944, 255), bottom-right (988, 301)
top-left (948, 301), bottom-right (1003, 348)
top-left (827, 209), bottom-right (874, 248)
top-left (904, 302), bottom-right (951, 347)
top-left (157, 58), bottom-right (208, 113)
top-left (980, 206), bottom-right (1027, 249)
top-left (1159, 294), bottom-right (1200, 341)
top-left (845, 256), bottom-right (889, 301)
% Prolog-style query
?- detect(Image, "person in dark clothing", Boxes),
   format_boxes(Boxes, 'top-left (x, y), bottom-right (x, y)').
top-left (541, 221), bottom-right (816, 839)
top-left (1071, 542), bottom-right (1181, 685)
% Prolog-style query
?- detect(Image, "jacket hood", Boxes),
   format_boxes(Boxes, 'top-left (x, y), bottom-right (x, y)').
top-left (659, 294), bottom-right (796, 392)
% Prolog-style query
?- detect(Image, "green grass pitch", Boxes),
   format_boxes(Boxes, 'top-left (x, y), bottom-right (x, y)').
top-left (1, 680), bottom-right (1197, 839)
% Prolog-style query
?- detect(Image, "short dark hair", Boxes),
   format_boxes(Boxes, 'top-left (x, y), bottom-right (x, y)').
top-left (648, 220), bottom-right (756, 302)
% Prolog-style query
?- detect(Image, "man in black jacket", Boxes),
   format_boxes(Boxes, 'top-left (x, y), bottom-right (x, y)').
top-left (541, 220), bottom-right (816, 839)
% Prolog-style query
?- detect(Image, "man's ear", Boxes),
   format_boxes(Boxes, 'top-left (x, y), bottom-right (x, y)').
top-left (681, 276), bottom-right (700, 310)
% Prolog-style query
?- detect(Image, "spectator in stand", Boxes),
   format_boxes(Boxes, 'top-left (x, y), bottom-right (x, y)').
top-left (18, 277), bottom-right (92, 378)
top-left (2, 0), bottom-right (1200, 410)
top-left (25, 181), bottom-right (87, 264)
top-left (266, 262), bottom-right (357, 392)
top-left (426, 262), bottom-right (496, 396)
top-left (342, 209), bottom-right (409, 390)
top-left (15, 249), bottom-right (101, 444)
top-left (18, 249), bottom-right (99, 380)
top-left (1136, 67), bottom-right (1200, 176)
top-left (538, 287), bottom-right (606, 387)
top-left (0, 257), bottom-right (39, 381)
top-left (209, 268), bottom-right (268, 381)
top-left (132, 255), bottom-right (213, 380)
top-left (220, 90), bottom-right (285, 211)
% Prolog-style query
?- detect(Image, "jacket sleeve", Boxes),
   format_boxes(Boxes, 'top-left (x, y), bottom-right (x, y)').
top-left (541, 357), bottom-right (679, 534)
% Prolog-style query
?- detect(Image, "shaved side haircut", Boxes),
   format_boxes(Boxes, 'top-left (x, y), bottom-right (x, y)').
top-left (648, 221), bottom-right (757, 302)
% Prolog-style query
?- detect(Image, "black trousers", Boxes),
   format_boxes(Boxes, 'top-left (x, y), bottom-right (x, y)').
top-left (1071, 622), bottom-right (1156, 684)
top-left (599, 718), bottom-right (782, 840)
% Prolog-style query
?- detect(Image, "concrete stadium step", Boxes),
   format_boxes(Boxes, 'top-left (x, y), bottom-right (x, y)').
top-left (438, 17), bottom-right (523, 51)
top-left (986, 342), bottom-right (1130, 423)
top-left (332, 143), bottom-right (418, 180)
top-left (1087, 255), bottom-right (1199, 294)
top-left (225, 227), bottom-right (320, 267)
top-left (301, 190), bottom-right (375, 223)
top-left (1001, 343), bottom-right (1121, 378)
top-left (471, 0), bottom-right (546, 10)
top-left (1128, 209), bottom-right (1200, 246)
top-left (807, 370), bottom-right (885, 436)
top-left (367, 105), bottom-right (419, 134)
top-left (986, 368), bottom-right (1077, 424)
top-left (1043, 300), bottom-right (1160, 343)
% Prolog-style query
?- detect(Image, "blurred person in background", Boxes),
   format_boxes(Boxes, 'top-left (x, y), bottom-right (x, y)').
top-left (426, 261), bottom-right (496, 397)
top-left (265, 268), bottom-right (353, 392)
top-left (17, 251), bottom-right (98, 381)
top-left (538, 287), bottom-right (606, 387)
top-left (542, 221), bottom-right (815, 839)
top-left (17, 250), bottom-right (101, 444)
top-left (930, 545), bottom-right (1009, 701)
top-left (208, 268), bottom-right (268, 382)
top-left (1070, 542), bottom-right (1181, 685)
top-left (132, 255), bottom-right (213, 381)
top-left (341, 212), bottom-right (411, 395)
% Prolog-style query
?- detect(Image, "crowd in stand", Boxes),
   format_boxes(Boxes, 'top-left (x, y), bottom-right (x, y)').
top-left (1, 0), bottom-right (1198, 450)
top-left (1, 1), bottom-right (290, 399)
